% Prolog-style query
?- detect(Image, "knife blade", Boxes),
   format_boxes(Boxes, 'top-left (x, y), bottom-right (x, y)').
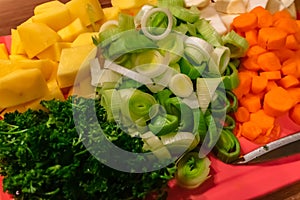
top-left (231, 131), bottom-right (300, 165)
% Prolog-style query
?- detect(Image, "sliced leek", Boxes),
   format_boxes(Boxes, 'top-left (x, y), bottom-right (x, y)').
top-left (222, 30), bottom-right (249, 58)
top-left (175, 152), bottom-right (211, 189)
top-left (211, 46), bottom-right (230, 74)
top-left (196, 77), bottom-right (222, 113)
top-left (169, 73), bottom-right (194, 98)
top-left (141, 7), bottom-right (173, 40)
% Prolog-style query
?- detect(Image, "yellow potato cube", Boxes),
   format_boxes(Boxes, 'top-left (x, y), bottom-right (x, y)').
top-left (71, 32), bottom-right (97, 47)
top-left (11, 59), bottom-right (55, 81)
top-left (57, 45), bottom-right (96, 88)
top-left (111, 0), bottom-right (149, 9)
top-left (37, 42), bottom-right (72, 62)
top-left (10, 29), bottom-right (26, 55)
top-left (70, 75), bottom-right (95, 98)
top-left (66, 0), bottom-right (104, 26)
top-left (17, 22), bottom-right (61, 58)
top-left (34, 0), bottom-right (65, 15)
top-left (0, 59), bottom-right (16, 77)
top-left (0, 44), bottom-right (8, 59)
top-left (57, 18), bottom-right (88, 42)
top-left (9, 54), bottom-right (28, 60)
top-left (32, 5), bottom-right (72, 31)
top-left (0, 68), bottom-right (49, 108)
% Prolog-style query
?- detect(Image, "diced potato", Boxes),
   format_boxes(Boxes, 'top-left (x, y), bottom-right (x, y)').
top-left (10, 29), bottom-right (26, 55)
top-left (0, 44), bottom-right (8, 59)
top-left (11, 59), bottom-right (56, 81)
top-left (24, 78), bottom-right (65, 111)
top-left (57, 45), bottom-right (96, 88)
top-left (71, 32), bottom-right (97, 47)
top-left (32, 5), bottom-right (72, 31)
top-left (9, 54), bottom-right (28, 60)
top-left (102, 6), bottom-right (121, 21)
top-left (34, 0), bottom-right (65, 15)
top-left (0, 68), bottom-right (49, 108)
top-left (66, 0), bottom-right (104, 26)
top-left (0, 59), bottom-right (16, 77)
top-left (17, 22), bottom-right (61, 58)
top-left (37, 42), bottom-right (72, 62)
top-left (57, 18), bottom-right (88, 42)
top-left (70, 75), bottom-right (96, 98)
top-left (111, 0), bottom-right (149, 10)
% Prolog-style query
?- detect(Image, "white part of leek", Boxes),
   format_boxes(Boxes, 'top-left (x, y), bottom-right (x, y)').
top-left (134, 5), bottom-right (154, 28)
top-left (217, 12), bottom-right (239, 31)
top-left (211, 46), bottom-right (230, 74)
top-left (199, 4), bottom-right (228, 35)
top-left (90, 58), bottom-right (121, 86)
top-left (99, 20), bottom-right (119, 33)
top-left (160, 132), bottom-right (199, 152)
top-left (104, 60), bottom-right (153, 85)
top-left (185, 36), bottom-right (214, 55)
top-left (147, 66), bottom-right (177, 93)
top-left (196, 77), bottom-right (222, 112)
top-left (182, 92), bottom-right (200, 109)
top-left (141, 131), bottom-right (172, 160)
top-left (141, 7), bottom-right (173, 41)
top-left (184, 0), bottom-right (210, 8)
top-left (169, 73), bottom-right (194, 98)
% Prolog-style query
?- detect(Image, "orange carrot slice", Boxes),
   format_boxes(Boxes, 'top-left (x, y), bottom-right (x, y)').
top-left (246, 45), bottom-right (267, 57)
top-left (251, 75), bottom-right (268, 94)
top-left (241, 120), bottom-right (263, 140)
top-left (289, 103), bottom-right (300, 125)
top-left (278, 75), bottom-right (300, 89)
top-left (245, 29), bottom-right (258, 46)
top-left (234, 106), bottom-right (250, 123)
top-left (257, 52), bottom-right (282, 71)
top-left (250, 6), bottom-right (273, 28)
top-left (258, 27), bottom-right (287, 50)
top-left (260, 71), bottom-right (281, 80)
top-left (232, 12), bottom-right (258, 32)
top-left (263, 86), bottom-right (295, 117)
top-left (240, 94), bottom-right (261, 113)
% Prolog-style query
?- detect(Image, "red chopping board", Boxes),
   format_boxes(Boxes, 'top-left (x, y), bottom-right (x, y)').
top-left (1, 36), bottom-right (300, 200)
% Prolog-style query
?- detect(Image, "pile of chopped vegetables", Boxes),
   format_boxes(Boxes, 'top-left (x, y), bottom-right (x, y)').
top-left (3, 0), bottom-right (299, 199)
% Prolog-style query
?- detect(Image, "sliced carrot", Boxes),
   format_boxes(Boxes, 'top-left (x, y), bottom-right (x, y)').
top-left (232, 12), bottom-right (258, 32)
top-left (263, 86), bottom-right (295, 117)
top-left (234, 106), bottom-right (250, 123)
top-left (278, 75), bottom-right (300, 89)
top-left (251, 75), bottom-right (268, 94)
top-left (241, 56), bottom-right (260, 71)
top-left (257, 52), bottom-right (281, 71)
top-left (285, 34), bottom-right (300, 50)
top-left (240, 94), bottom-right (261, 113)
top-left (287, 87), bottom-right (300, 104)
top-left (274, 18), bottom-right (300, 34)
top-left (266, 80), bottom-right (278, 92)
top-left (250, 6), bottom-right (273, 28)
top-left (289, 103), bottom-right (300, 125)
top-left (271, 48), bottom-right (296, 62)
top-left (249, 109), bottom-right (275, 132)
top-left (241, 120), bottom-right (263, 141)
top-left (245, 29), bottom-right (258, 46)
top-left (254, 122), bottom-right (281, 144)
top-left (281, 58), bottom-right (298, 76)
top-left (232, 71), bottom-right (252, 99)
top-left (272, 9), bottom-right (293, 23)
top-left (257, 27), bottom-right (287, 50)
top-left (246, 45), bottom-right (267, 57)
top-left (260, 71), bottom-right (281, 80)
top-left (233, 122), bottom-right (242, 137)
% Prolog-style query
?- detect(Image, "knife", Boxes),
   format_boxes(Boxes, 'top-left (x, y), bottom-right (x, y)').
top-left (231, 131), bottom-right (300, 165)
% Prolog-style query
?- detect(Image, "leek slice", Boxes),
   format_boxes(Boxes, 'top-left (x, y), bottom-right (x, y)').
top-left (169, 73), bottom-right (194, 98)
top-left (211, 46), bottom-right (230, 75)
top-left (100, 89), bottom-right (116, 121)
top-left (99, 20), bottom-right (119, 33)
top-left (213, 129), bottom-right (240, 163)
top-left (134, 50), bottom-right (168, 78)
top-left (175, 152), bottom-right (211, 189)
top-left (118, 13), bottom-right (135, 31)
top-left (169, 6), bottom-right (200, 23)
top-left (134, 5), bottom-right (154, 28)
top-left (157, 0), bottom-right (185, 7)
top-left (221, 62), bottom-right (239, 90)
top-left (194, 18), bottom-right (223, 47)
top-left (196, 77), bottom-right (222, 113)
top-left (141, 7), bottom-right (173, 40)
top-left (104, 59), bottom-right (153, 85)
top-left (156, 32), bottom-right (185, 64)
top-left (148, 114), bottom-right (179, 136)
top-left (222, 30), bottom-right (249, 58)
